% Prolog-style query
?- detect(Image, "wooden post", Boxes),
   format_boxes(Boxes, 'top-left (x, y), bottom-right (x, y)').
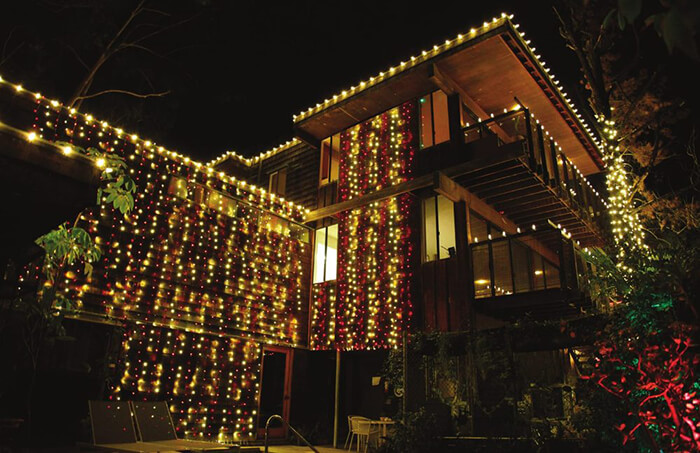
top-left (524, 109), bottom-right (536, 169)
top-left (447, 93), bottom-right (463, 147)
top-left (402, 330), bottom-right (408, 421)
top-left (454, 201), bottom-right (469, 331)
top-left (333, 349), bottom-right (341, 448)
top-left (561, 157), bottom-right (573, 203)
top-left (536, 125), bottom-right (549, 182)
top-left (549, 138), bottom-right (560, 189)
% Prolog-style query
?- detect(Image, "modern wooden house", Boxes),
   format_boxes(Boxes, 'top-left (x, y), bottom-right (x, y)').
top-left (1, 13), bottom-right (609, 444)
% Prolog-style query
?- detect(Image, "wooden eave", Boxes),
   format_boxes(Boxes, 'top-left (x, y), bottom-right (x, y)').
top-left (294, 22), bottom-right (604, 176)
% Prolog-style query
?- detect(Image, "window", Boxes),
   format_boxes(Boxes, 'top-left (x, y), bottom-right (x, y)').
top-left (492, 240), bottom-right (513, 296)
top-left (423, 195), bottom-right (456, 261)
top-left (268, 168), bottom-right (287, 196)
top-left (419, 90), bottom-right (450, 149)
top-left (469, 210), bottom-right (561, 298)
top-left (320, 133), bottom-right (340, 185)
top-left (313, 224), bottom-right (338, 283)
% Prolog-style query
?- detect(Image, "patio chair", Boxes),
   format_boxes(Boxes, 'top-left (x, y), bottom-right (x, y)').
top-left (130, 401), bottom-right (235, 451)
top-left (344, 415), bottom-right (358, 450)
top-left (84, 400), bottom-right (165, 452)
top-left (348, 416), bottom-right (380, 453)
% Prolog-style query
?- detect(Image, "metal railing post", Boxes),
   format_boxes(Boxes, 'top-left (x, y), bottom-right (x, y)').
top-left (264, 415), bottom-right (319, 453)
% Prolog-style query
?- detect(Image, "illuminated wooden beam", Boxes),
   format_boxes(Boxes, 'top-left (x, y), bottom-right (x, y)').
top-left (428, 63), bottom-right (512, 142)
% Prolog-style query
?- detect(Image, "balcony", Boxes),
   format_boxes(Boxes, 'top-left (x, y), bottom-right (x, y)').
top-left (469, 226), bottom-right (591, 319)
top-left (421, 225), bottom-right (591, 331)
top-left (415, 108), bottom-right (608, 248)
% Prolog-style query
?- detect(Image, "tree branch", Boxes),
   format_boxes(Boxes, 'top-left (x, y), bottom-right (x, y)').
top-left (74, 89), bottom-right (170, 101)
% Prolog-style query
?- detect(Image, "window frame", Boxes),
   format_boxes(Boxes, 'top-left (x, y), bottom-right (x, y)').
top-left (268, 167), bottom-right (287, 196)
top-left (313, 224), bottom-right (338, 283)
top-left (319, 133), bottom-right (340, 186)
top-left (419, 90), bottom-right (451, 150)
top-left (422, 194), bottom-right (457, 262)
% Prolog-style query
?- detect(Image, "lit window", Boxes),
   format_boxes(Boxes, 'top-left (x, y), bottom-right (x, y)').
top-left (268, 168), bottom-right (287, 196)
top-left (319, 133), bottom-right (340, 185)
top-left (419, 90), bottom-right (450, 149)
top-left (423, 195), bottom-right (456, 262)
top-left (313, 224), bottom-right (338, 283)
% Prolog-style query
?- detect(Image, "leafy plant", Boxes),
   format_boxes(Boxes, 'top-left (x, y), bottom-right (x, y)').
top-left (16, 142), bottom-right (135, 437)
top-left (378, 408), bottom-right (440, 453)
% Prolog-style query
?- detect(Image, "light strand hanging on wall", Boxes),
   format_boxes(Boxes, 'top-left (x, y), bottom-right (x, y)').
top-left (310, 101), bottom-right (416, 350)
top-left (7, 77), bottom-right (310, 440)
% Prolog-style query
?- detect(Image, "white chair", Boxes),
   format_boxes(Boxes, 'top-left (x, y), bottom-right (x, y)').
top-left (344, 415), bottom-right (357, 449)
top-left (348, 416), bottom-right (380, 452)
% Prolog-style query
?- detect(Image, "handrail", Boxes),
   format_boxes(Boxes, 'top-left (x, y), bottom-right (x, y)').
top-left (264, 414), bottom-right (319, 453)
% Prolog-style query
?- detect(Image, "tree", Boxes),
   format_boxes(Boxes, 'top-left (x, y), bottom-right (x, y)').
top-left (553, 0), bottom-right (700, 450)
top-left (0, 0), bottom-right (204, 136)
top-left (13, 142), bottom-right (135, 437)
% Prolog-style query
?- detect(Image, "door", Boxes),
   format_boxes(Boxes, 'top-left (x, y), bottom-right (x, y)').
top-left (257, 347), bottom-right (293, 438)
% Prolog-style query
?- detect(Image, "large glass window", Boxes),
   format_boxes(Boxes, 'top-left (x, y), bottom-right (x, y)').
top-left (492, 240), bottom-right (513, 296)
top-left (472, 244), bottom-right (491, 298)
top-left (313, 224), bottom-right (338, 283)
top-left (469, 210), bottom-right (561, 298)
top-left (423, 195), bottom-right (456, 262)
top-left (419, 90), bottom-right (450, 149)
top-left (511, 241), bottom-right (531, 293)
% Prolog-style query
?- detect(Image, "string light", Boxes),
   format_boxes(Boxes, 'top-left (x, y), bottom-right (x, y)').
top-left (0, 75), bottom-right (309, 221)
top-left (291, 12), bottom-right (605, 170)
top-left (310, 102), bottom-right (415, 350)
top-left (6, 75), bottom-right (309, 441)
top-left (206, 139), bottom-right (302, 168)
top-left (598, 117), bottom-right (649, 266)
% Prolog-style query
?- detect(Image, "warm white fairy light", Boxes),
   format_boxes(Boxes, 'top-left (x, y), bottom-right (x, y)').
top-left (599, 117), bottom-right (649, 267)
top-left (205, 138), bottom-right (301, 168)
top-left (0, 75), bottom-right (309, 221)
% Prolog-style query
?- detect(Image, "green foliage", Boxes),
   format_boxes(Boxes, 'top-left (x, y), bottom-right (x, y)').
top-left (609, 0), bottom-right (699, 59)
top-left (382, 348), bottom-right (404, 395)
top-left (83, 145), bottom-right (137, 214)
top-left (378, 409), bottom-right (440, 453)
top-left (35, 224), bottom-right (101, 282)
top-left (30, 143), bottom-right (135, 335)
top-left (577, 244), bottom-right (700, 451)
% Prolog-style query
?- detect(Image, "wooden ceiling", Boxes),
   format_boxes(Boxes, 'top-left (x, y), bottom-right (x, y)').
top-left (295, 25), bottom-right (603, 176)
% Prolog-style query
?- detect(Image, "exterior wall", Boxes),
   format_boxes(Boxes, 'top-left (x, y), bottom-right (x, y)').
top-left (13, 88), bottom-right (311, 441)
top-left (254, 141), bottom-right (320, 210)
top-left (310, 101), bottom-right (418, 350)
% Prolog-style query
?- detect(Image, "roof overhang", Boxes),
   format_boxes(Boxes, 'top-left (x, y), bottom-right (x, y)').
top-left (294, 18), bottom-right (604, 175)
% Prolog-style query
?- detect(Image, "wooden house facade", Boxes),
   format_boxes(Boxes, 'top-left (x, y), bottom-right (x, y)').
top-left (0, 13), bottom-right (609, 444)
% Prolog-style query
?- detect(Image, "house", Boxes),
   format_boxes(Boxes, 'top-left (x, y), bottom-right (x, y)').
top-left (1, 12), bottom-right (608, 444)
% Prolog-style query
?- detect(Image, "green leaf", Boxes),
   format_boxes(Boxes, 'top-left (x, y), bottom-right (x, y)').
top-left (662, 7), bottom-right (699, 59)
top-left (618, 0), bottom-right (642, 29)
top-left (602, 9), bottom-right (617, 30)
top-left (84, 261), bottom-right (93, 278)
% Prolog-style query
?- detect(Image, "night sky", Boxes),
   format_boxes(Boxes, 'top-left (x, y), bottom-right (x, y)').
top-left (1, 1), bottom-right (582, 161)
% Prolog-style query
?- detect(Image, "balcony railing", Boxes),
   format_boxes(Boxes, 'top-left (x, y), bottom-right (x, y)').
top-left (462, 109), bottom-right (607, 240)
top-left (470, 229), bottom-right (588, 300)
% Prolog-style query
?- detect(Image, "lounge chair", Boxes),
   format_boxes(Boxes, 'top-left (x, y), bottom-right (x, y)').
top-left (83, 400), bottom-right (168, 452)
top-left (130, 401), bottom-right (236, 452)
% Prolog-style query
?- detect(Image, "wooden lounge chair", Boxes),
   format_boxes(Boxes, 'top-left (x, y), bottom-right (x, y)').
top-left (84, 400), bottom-right (171, 452)
top-left (130, 401), bottom-right (236, 452)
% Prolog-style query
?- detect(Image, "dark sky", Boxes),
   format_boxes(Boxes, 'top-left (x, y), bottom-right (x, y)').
top-left (0, 1), bottom-right (582, 161)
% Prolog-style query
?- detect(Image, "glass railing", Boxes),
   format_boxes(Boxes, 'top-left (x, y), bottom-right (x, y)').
top-left (470, 232), bottom-right (587, 300)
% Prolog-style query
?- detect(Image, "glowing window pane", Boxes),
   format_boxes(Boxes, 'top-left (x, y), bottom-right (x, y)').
top-left (313, 228), bottom-right (326, 284)
top-left (325, 224), bottom-right (338, 281)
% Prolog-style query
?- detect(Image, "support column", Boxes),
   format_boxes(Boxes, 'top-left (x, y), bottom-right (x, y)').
top-left (333, 349), bottom-right (341, 448)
